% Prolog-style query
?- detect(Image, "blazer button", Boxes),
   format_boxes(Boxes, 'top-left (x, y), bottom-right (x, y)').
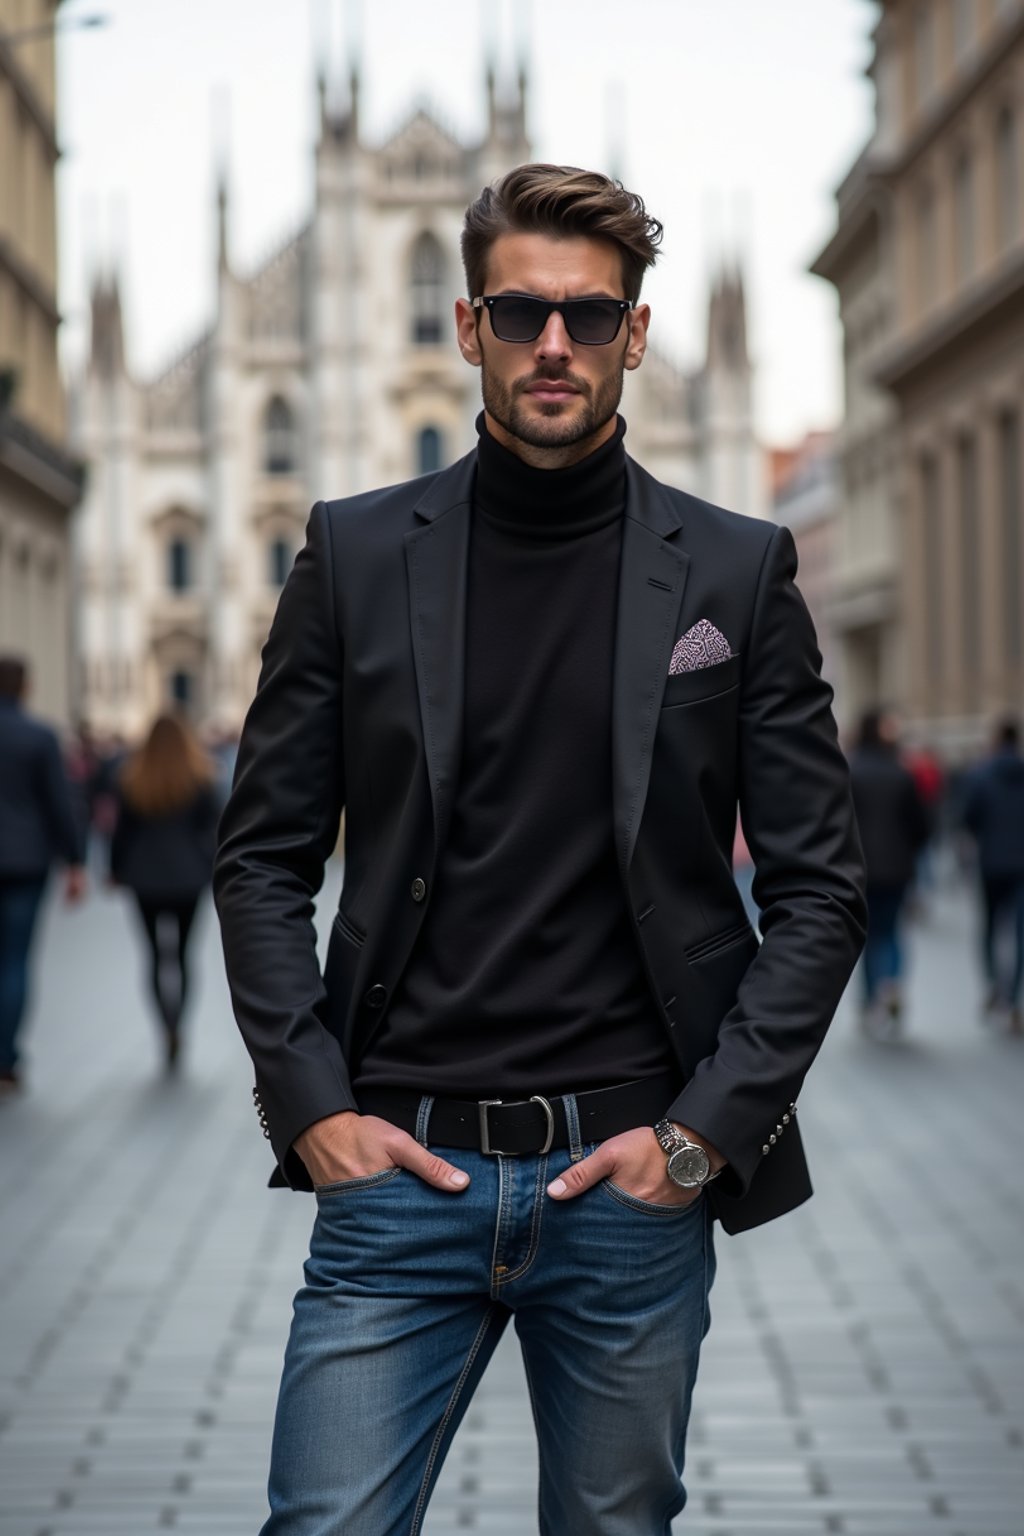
top-left (365, 984), bottom-right (388, 1010)
top-left (410, 877), bottom-right (427, 902)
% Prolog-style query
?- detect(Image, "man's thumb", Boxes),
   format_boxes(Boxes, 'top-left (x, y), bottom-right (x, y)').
top-left (403, 1140), bottom-right (471, 1192)
top-left (547, 1151), bottom-right (606, 1200)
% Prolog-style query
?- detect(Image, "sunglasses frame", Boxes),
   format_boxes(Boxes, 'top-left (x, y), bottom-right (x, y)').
top-left (472, 293), bottom-right (633, 346)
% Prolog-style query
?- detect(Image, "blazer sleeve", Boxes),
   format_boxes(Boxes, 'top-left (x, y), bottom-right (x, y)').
top-left (667, 524), bottom-right (867, 1194)
top-left (213, 501), bottom-right (353, 1179)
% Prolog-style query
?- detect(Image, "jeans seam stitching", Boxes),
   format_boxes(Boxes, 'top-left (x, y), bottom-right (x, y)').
top-left (313, 1166), bottom-right (402, 1195)
top-left (494, 1154), bottom-right (547, 1287)
top-left (409, 1303), bottom-right (497, 1536)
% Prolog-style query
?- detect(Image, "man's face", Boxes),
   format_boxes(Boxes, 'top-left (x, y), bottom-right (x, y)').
top-left (455, 232), bottom-right (650, 463)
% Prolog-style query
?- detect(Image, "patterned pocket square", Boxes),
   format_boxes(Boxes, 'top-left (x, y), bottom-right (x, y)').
top-left (669, 619), bottom-right (734, 675)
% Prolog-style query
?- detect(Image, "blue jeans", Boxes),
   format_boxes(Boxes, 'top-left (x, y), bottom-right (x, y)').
top-left (263, 1106), bottom-right (716, 1535)
top-left (862, 883), bottom-right (908, 1007)
top-left (0, 877), bottom-right (47, 1072)
top-left (981, 874), bottom-right (1024, 1006)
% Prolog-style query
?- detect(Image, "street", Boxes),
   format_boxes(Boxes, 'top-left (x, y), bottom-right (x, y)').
top-left (1, 862), bottom-right (1023, 1535)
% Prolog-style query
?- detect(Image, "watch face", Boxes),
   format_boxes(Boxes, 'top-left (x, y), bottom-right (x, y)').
top-left (667, 1143), bottom-right (710, 1189)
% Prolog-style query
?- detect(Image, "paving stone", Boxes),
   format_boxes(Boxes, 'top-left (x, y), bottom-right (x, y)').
top-left (1, 867), bottom-right (1023, 1534)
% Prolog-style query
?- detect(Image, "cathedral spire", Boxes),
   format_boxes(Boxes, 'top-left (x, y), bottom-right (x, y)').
top-left (88, 270), bottom-right (125, 380)
top-left (706, 266), bottom-right (749, 372)
top-left (344, 0), bottom-right (362, 142)
top-left (212, 87), bottom-right (231, 276)
top-left (216, 171), bottom-right (230, 276)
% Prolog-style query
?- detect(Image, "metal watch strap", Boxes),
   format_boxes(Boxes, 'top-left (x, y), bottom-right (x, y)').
top-left (653, 1120), bottom-right (720, 1184)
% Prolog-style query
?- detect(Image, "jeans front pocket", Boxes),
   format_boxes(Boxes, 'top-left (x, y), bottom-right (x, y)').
top-left (600, 1181), bottom-right (705, 1217)
top-left (314, 1166), bottom-right (404, 1197)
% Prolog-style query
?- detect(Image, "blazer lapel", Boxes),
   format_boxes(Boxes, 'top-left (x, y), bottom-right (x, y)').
top-left (613, 459), bottom-right (690, 876)
top-left (404, 453), bottom-right (475, 854)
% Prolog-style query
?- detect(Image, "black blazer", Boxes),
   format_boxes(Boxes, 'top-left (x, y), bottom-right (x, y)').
top-left (214, 451), bottom-right (866, 1235)
top-left (0, 700), bottom-right (84, 879)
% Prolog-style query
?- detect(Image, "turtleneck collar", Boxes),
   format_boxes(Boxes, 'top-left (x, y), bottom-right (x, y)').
top-left (474, 412), bottom-right (627, 540)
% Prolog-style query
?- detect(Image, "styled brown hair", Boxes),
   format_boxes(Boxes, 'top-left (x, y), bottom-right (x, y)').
top-left (120, 712), bottom-right (215, 818)
top-left (461, 163), bottom-right (663, 304)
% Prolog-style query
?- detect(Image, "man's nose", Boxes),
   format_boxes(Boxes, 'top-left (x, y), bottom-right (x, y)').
top-left (534, 309), bottom-right (572, 361)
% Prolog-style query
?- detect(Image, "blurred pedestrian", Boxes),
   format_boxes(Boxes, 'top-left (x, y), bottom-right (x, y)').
top-left (962, 718), bottom-right (1024, 1034)
top-left (0, 655), bottom-right (87, 1093)
top-left (904, 742), bottom-right (945, 904)
top-left (110, 713), bottom-right (219, 1071)
top-left (849, 708), bottom-right (929, 1036)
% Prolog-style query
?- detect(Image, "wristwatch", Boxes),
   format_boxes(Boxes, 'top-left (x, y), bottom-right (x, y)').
top-left (653, 1120), bottom-right (718, 1189)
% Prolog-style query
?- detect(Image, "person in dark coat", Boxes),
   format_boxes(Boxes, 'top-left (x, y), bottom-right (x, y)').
top-left (849, 708), bottom-right (930, 1035)
top-left (110, 713), bottom-right (219, 1070)
top-left (963, 718), bottom-right (1024, 1034)
top-left (0, 655), bottom-right (87, 1091)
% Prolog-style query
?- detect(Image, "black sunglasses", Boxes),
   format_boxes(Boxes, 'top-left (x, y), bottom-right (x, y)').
top-left (472, 293), bottom-right (633, 346)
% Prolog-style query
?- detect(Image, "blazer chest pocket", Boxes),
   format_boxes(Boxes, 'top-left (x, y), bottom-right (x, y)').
top-left (661, 653), bottom-right (741, 709)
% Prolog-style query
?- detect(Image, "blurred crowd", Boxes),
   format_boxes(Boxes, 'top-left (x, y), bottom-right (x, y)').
top-left (2, 647), bottom-right (1023, 1101)
top-left (0, 653), bottom-right (236, 1091)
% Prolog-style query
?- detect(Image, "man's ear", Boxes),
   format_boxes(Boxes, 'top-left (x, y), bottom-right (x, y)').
top-left (455, 299), bottom-right (483, 367)
top-left (624, 303), bottom-right (651, 373)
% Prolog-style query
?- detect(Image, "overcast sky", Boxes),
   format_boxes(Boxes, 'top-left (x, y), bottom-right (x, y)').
top-left (54, 0), bottom-right (877, 446)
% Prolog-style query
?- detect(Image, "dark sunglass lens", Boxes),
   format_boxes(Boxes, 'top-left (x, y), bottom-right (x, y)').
top-left (567, 301), bottom-right (624, 344)
top-left (490, 297), bottom-right (545, 342)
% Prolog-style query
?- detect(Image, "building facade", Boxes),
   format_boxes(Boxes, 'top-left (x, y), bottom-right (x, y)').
top-left (814, 0), bottom-right (1024, 757)
top-left (0, 0), bottom-right (84, 724)
top-left (771, 431), bottom-right (840, 702)
top-left (75, 66), bottom-right (765, 736)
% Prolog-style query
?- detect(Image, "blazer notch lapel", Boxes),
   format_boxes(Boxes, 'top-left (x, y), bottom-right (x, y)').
top-left (405, 502), bottom-right (471, 850)
top-left (613, 515), bottom-right (689, 876)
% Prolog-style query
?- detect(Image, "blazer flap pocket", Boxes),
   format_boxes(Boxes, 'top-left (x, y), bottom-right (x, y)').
top-left (332, 907), bottom-right (366, 947)
top-left (662, 652), bottom-right (741, 708)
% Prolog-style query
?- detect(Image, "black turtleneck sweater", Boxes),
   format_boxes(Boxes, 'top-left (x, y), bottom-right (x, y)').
top-left (355, 416), bottom-right (673, 1098)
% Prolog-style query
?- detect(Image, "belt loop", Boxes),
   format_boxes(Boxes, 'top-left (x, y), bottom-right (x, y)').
top-left (563, 1093), bottom-right (584, 1162)
top-left (415, 1095), bottom-right (435, 1147)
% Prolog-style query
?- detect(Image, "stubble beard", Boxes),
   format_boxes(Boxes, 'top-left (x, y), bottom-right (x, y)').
top-left (481, 361), bottom-right (626, 452)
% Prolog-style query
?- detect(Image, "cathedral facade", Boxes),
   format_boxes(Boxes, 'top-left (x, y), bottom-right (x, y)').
top-left (74, 67), bottom-right (764, 736)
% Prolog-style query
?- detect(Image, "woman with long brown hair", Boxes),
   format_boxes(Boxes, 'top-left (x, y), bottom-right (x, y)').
top-left (111, 713), bottom-right (220, 1069)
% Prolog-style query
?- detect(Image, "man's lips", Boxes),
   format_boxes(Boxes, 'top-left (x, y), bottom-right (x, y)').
top-left (526, 382), bottom-right (580, 399)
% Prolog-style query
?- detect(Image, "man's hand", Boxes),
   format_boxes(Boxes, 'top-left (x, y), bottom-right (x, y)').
top-left (293, 1111), bottom-right (471, 1192)
top-left (546, 1124), bottom-right (724, 1205)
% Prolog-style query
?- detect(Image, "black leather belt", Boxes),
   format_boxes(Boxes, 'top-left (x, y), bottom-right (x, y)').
top-left (357, 1074), bottom-right (680, 1156)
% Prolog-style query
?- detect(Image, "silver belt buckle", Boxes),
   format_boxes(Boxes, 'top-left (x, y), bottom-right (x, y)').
top-left (478, 1095), bottom-right (556, 1156)
top-left (478, 1099), bottom-right (503, 1155)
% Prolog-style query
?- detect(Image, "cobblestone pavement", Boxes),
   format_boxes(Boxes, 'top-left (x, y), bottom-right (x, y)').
top-left (1, 861), bottom-right (1023, 1536)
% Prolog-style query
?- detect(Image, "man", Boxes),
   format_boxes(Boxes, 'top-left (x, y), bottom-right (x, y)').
top-left (848, 708), bottom-right (929, 1038)
top-left (215, 164), bottom-right (866, 1535)
top-left (0, 656), bottom-right (87, 1092)
top-left (963, 718), bottom-right (1024, 1034)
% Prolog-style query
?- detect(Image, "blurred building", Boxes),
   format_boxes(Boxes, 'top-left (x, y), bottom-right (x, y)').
top-left (0, 0), bottom-right (84, 724)
top-left (73, 65), bottom-right (765, 736)
top-left (813, 0), bottom-right (1024, 757)
top-left (771, 431), bottom-right (840, 697)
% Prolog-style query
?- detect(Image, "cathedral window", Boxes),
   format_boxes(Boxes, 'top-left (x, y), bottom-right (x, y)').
top-left (269, 536), bottom-right (293, 588)
top-left (168, 538), bottom-right (191, 593)
top-left (265, 396), bottom-right (298, 475)
top-left (411, 232), bottom-right (446, 345)
top-left (418, 425), bottom-right (444, 474)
